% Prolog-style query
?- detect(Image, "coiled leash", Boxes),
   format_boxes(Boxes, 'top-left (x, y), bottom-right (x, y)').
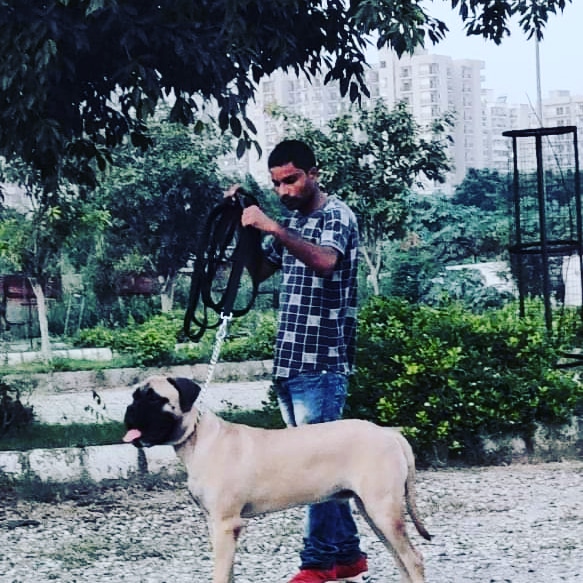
top-left (182, 190), bottom-right (263, 401)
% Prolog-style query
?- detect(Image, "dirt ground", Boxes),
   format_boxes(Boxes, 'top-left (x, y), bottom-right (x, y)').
top-left (1, 460), bottom-right (582, 583)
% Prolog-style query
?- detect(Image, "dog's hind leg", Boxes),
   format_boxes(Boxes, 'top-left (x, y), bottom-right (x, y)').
top-left (354, 497), bottom-right (425, 583)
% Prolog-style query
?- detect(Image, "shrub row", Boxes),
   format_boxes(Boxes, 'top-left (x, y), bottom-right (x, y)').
top-left (74, 310), bottom-right (277, 366)
top-left (348, 297), bottom-right (583, 463)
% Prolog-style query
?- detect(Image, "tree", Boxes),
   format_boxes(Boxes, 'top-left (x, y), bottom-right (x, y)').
top-left (0, 0), bottom-right (572, 194)
top-left (411, 193), bottom-right (509, 264)
top-left (0, 177), bottom-right (108, 359)
top-left (452, 168), bottom-right (510, 211)
top-left (274, 101), bottom-right (454, 294)
top-left (88, 120), bottom-right (229, 315)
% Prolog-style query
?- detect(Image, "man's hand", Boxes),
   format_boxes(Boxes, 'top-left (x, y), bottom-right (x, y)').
top-left (225, 184), bottom-right (280, 234)
top-left (241, 205), bottom-right (280, 234)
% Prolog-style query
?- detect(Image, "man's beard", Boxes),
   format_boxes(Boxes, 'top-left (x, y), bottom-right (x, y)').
top-left (280, 194), bottom-right (304, 211)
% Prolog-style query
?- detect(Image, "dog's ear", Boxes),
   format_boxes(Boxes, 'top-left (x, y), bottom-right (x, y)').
top-left (167, 377), bottom-right (201, 412)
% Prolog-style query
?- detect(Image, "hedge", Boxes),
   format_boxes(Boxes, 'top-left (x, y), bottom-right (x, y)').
top-left (347, 296), bottom-right (583, 463)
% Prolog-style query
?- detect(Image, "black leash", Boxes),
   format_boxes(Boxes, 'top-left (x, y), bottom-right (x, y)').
top-left (182, 190), bottom-right (263, 342)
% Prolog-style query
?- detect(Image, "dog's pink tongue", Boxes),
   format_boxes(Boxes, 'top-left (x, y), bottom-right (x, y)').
top-left (123, 429), bottom-right (142, 443)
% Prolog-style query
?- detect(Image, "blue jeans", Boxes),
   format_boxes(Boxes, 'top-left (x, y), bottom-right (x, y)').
top-left (274, 372), bottom-right (363, 570)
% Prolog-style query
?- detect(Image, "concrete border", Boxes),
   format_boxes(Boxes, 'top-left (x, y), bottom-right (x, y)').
top-left (3, 360), bottom-right (273, 394)
top-left (0, 444), bottom-right (180, 483)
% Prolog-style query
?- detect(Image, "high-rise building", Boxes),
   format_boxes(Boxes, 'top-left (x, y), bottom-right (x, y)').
top-left (222, 48), bottom-right (581, 192)
top-left (239, 47), bottom-right (486, 192)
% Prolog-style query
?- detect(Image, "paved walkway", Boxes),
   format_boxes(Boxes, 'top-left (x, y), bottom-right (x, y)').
top-left (25, 380), bottom-right (272, 425)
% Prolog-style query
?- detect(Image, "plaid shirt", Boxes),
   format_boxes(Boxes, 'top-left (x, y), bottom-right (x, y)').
top-left (265, 195), bottom-right (359, 379)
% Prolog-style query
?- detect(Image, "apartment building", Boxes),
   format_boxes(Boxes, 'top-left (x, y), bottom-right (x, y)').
top-left (222, 49), bottom-right (581, 192)
top-left (235, 48), bottom-right (486, 192)
top-left (380, 49), bottom-right (485, 187)
top-left (481, 95), bottom-right (532, 174)
top-left (543, 90), bottom-right (583, 128)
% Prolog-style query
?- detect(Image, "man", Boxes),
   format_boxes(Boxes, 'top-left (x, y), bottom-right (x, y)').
top-left (230, 139), bottom-right (367, 583)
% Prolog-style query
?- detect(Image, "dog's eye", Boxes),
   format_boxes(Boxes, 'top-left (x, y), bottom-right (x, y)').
top-left (141, 388), bottom-right (169, 405)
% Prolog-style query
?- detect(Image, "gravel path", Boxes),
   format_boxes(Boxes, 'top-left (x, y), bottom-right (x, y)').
top-left (1, 460), bottom-right (582, 582)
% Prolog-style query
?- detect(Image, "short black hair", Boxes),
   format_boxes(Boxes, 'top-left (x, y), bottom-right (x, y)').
top-left (267, 140), bottom-right (317, 173)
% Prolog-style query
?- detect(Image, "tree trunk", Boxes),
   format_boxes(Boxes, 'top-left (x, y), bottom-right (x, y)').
top-left (361, 245), bottom-right (381, 296)
top-left (29, 278), bottom-right (51, 362)
top-left (160, 274), bottom-right (176, 313)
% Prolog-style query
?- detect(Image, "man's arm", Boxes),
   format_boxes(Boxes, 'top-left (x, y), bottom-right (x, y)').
top-left (242, 205), bottom-right (339, 278)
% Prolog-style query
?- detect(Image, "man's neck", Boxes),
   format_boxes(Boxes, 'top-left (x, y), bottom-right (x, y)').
top-left (300, 189), bottom-right (327, 216)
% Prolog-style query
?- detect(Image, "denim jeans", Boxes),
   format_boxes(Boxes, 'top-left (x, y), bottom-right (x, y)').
top-left (274, 372), bottom-right (363, 569)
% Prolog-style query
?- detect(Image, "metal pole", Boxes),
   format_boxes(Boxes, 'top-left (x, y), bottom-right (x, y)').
top-left (573, 130), bottom-right (583, 320)
top-left (535, 38), bottom-right (543, 125)
top-left (510, 136), bottom-right (526, 319)
top-left (535, 134), bottom-right (552, 331)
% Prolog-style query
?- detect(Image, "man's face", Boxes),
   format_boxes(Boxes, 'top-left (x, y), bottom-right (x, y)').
top-left (270, 162), bottom-right (319, 213)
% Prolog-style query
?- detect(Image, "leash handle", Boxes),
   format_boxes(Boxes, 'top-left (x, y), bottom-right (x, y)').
top-left (182, 190), bottom-right (262, 342)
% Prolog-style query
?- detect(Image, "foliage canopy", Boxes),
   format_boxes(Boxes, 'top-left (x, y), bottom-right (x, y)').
top-left (0, 0), bottom-right (573, 192)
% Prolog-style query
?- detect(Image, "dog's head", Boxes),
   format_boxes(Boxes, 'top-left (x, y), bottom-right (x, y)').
top-left (123, 376), bottom-right (201, 447)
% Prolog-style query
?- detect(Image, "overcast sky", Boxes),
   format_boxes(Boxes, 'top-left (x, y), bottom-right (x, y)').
top-left (423, 1), bottom-right (583, 103)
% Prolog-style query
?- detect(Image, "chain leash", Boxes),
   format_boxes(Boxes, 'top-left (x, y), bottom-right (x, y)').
top-left (196, 312), bottom-right (232, 416)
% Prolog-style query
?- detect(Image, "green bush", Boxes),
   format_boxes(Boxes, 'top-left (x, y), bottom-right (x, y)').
top-left (348, 296), bottom-right (583, 464)
top-left (75, 325), bottom-right (116, 348)
top-left (73, 309), bottom-right (276, 367)
top-left (113, 314), bottom-right (180, 366)
top-left (221, 310), bottom-right (276, 362)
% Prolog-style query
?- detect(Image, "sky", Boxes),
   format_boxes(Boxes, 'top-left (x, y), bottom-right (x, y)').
top-left (422, 0), bottom-right (583, 104)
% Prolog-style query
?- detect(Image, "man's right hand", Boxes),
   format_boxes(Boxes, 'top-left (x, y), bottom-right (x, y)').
top-left (241, 205), bottom-right (280, 234)
top-left (225, 184), bottom-right (279, 234)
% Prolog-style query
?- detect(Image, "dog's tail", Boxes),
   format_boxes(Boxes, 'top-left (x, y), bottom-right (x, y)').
top-left (397, 432), bottom-right (432, 541)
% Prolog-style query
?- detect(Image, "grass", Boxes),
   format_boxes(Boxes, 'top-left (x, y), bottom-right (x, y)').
top-left (0, 355), bottom-right (136, 376)
top-left (220, 406), bottom-right (284, 429)
top-left (0, 421), bottom-right (126, 451)
top-left (0, 408), bottom-right (284, 451)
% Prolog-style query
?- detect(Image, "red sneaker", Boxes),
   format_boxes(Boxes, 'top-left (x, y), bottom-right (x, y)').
top-left (288, 566), bottom-right (338, 583)
top-left (335, 555), bottom-right (370, 582)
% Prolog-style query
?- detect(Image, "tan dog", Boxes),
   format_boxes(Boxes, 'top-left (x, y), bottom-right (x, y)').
top-left (123, 376), bottom-right (431, 583)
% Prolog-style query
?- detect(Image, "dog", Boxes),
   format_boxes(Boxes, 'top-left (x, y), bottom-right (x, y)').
top-left (123, 375), bottom-right (431, 583)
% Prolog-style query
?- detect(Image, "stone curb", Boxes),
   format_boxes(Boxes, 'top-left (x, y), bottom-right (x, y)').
top-left (0, 444), bottom-right (181, 484)
top-left (0, 361), bottom-right (274, 484)
top-left (3, 359), bottom-right (274, 395)
top-left (2, 347), bottom-right (113, 366)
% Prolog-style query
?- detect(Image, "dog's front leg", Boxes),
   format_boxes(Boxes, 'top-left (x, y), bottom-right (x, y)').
top-left (208, 516), bottom-right (245, 583)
